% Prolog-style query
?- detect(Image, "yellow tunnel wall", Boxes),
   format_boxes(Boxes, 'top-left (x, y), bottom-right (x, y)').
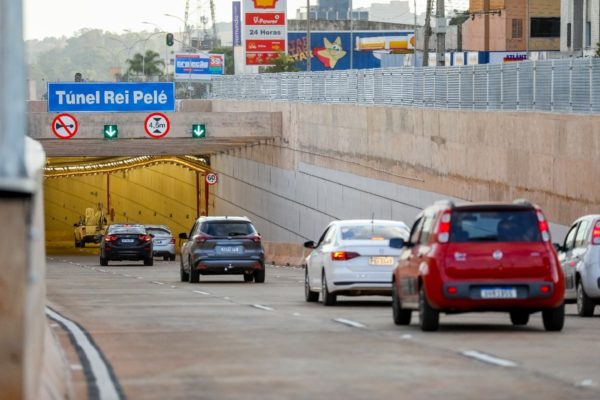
top-left (44, 163), bottom-right (204, 245)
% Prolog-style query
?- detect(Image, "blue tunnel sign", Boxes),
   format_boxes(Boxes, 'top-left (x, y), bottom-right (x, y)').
top-left (47, 82), bottom-right (176, 113)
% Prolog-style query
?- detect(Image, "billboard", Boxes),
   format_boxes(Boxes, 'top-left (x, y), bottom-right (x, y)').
top-left (243, 0), bottom-right (287, 66)
top-left (288, 30), bottom-right (414, 71)
top-left (233, 2), bottom-right (242, 46)
top-left (174, 53), bottom-right (225, 81)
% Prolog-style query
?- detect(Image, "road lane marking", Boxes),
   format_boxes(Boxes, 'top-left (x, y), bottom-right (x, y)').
top-left (401, 334), bottom-right (412, 340)
top-left (70, 364), bottom-right (83, 370)
top-left (123, 274), bottom-right (131, 277)
top-left (151, 281), bottom-right (165, 285)
top-left (461, 351), bottom-right (517, 368)
top-left (46, 307), bottom-right (125, 400)
top-left (292, 312), bottom-right (301, 317)
top-left (193, 290), bottom-right (210, 295)
top-left (170, 286), bottom-right (177, 289)
top-left (577, 379), bottom-right (595, 387)
top-left (136, 277), bottom-right (144, 279)
top-left (252, 304), bottom-right (274, 311)
top-left (333, 318), bottom-right (366, 328)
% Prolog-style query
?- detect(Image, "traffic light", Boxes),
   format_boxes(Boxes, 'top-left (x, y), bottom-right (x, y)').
top-left (166, 33), bottom-right (174, 47)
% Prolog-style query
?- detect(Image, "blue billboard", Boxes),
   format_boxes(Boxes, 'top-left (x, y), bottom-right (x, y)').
top-left (47, 82), bottom-right (175, 113)
top-left (288, 30), bottom-right (414, 71)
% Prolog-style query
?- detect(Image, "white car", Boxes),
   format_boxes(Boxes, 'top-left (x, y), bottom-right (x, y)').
top-left (145, 225), bottom-right (176, 261)
top-left (557, 215), bottom-right (600, 316)
top-left (304, 220), bottom-right (409, 306)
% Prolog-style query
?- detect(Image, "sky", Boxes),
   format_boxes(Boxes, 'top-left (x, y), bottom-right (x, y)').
top-left (24, 0), bottom-right (469, 41)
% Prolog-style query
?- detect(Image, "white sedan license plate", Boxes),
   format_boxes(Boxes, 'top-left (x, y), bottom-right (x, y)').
top-left (480, 288), bottom-right (517, 299)
top-left (369, 256), bottom-right (394, 266)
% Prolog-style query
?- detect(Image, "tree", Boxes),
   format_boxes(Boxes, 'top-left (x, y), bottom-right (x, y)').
top-left (125, 50), bottom-right (165, 79)
top-left (596, 42), bottom-right (600, 58)
top-left (262, 53), bottom-right (300, 73)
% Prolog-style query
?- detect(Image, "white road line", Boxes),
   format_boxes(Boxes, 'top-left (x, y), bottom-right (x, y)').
top-left (193, 290), bottom-right (210, 295)
top-left (252, 304), bottom-right (274, 311)
top-left (98, 269), bottom-right (106, 272)
top-left (333, 318), bottom-right (366, 328)
top-left (461, 351), bottom-right (517, 368)
top-left (223, 296), bottom-right (230, 300)
top-left (123, 274), bottom-right (131, 277)
top-left (136, 277), bottom-right (143, 280)
top-left (70, 364), bottom-right (83, 370)
top-left (292, 312), bottom-right (301, 317)
top-left (401, 334), bottom-right (412, 340)
top-left (46, 308), bottom-right (123, 400)
top-left (151, 281), bottom-right (164, 285)
top-left (577, 379), bottom-right (595, 387)
top-left (170, 286), bottom-right (177, 289)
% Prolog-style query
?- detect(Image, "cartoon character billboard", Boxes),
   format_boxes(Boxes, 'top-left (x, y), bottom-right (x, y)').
top-left (288, 30), bottom-right (414, 71)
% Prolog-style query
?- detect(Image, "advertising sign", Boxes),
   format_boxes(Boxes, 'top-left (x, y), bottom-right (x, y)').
top-left (174, 53), bottom-right (225, 81)
top-left (233, 2), bottom-right (242, 46)
top-left (47, 82), bottom-right (175, 113)
top-left (243, 0), bottom-right (287, 66)
top-left (288, 31), bottom-right (414, 71)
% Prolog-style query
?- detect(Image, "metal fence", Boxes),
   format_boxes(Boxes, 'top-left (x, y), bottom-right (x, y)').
top-left (211, 58), bottom-right (600, 114)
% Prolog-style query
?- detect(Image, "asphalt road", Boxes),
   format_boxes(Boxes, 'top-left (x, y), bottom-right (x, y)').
top-left (46, 255), bottom-right (600, 400)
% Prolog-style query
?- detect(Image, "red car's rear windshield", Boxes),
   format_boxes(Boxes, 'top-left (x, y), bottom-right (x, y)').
top-left (450, 209), bottom-right (541, 243)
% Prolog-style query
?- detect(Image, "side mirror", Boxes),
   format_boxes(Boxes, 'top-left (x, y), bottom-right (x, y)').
top-left (553, 243), bottom-right (563, 252)
top-left (304, 240), bottom-right (316, 249)
top-left (179, 233), bottom-right (188, 240)
top-left (149, 233), bottom-right (155, 238)
top-left (389, 237), bottom-right (408, 249)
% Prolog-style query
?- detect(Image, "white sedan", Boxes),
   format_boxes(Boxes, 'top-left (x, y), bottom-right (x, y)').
top-left (304, 220), bottom-right (409, 306)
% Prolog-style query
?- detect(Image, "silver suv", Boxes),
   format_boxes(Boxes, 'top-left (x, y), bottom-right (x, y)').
top-left (557, 215), bottom-right (600, 316)
top-left (179, 216), bottom-right (265, 283)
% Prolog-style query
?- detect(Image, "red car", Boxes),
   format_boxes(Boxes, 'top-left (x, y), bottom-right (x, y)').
top-left (390, 200), bottom-right (565, 332)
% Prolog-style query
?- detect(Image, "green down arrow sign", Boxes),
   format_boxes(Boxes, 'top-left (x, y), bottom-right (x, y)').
top-left (192, 124), bottom-right (206, 138)
top-left (103, 125), bottom-right (118, 140)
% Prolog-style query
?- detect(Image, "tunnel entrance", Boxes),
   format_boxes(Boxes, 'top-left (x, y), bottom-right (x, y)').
top-left (44, 155), bottom-right (211, 253)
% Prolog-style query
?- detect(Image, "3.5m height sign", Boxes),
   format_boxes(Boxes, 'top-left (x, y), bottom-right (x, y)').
top-left (243, 0), bottom-right (287, 66)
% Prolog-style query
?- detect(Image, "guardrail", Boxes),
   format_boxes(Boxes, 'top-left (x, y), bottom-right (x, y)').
top-left (211, 58), bottom-right (600, 114)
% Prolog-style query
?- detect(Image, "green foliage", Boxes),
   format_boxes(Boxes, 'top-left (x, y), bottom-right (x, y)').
top-left (262, 53), bottom-right (300, 73)
top-left (596, 42), bottom-right (600, 58)
top-left (125, 50), bottom-right (165, 78)
top-left (449, 10), bottom-right (470, 26)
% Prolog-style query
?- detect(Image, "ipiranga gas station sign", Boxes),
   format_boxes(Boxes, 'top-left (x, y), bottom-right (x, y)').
top-left (47, 82), bottom-right (175, 112)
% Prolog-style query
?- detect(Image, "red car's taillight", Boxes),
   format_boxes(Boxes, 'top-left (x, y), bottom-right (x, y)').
top-left (536, 210), bottom-right (551, 242)
top-left (170, 238), bottom-right (176, 244)
top-left (437, 210), bottom-right (451, 243)
top-left (592, 221), bottom-right (600, 245)
top-left (104, 235), bottom-right (117, 242)
top-left (331, 251), bottom-right (360, 261)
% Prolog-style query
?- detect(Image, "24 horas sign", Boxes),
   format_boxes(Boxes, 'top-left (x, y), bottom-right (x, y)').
top-left (47, 82), bottom-right (175, 113)
top-left (243, 0), bottom-right (287, 66)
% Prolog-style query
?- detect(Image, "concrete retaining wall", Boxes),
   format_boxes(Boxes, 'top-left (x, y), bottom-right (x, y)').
top-left (210, 100), bottom-right (598, 232)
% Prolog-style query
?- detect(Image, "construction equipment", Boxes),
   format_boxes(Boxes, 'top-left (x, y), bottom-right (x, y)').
top-left (73, 203), bottom-right (107, 247)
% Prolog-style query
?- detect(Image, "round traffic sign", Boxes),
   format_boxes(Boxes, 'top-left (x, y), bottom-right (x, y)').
top-left (144, 112), bottom-right (170, 139)
top-left (205, 173), bottom-right (218, 185)
top-left (51, 113), bottom-right (78, 139)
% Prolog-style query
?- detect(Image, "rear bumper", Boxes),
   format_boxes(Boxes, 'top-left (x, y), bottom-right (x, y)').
top-left (194, 259), bottom-right (264, 275)
top-left (103, 246), bottom-right (152, 260)
top-left (426, 280), bottom-right (564, 311)
top-left (331, 281), bottom-right (392, 296)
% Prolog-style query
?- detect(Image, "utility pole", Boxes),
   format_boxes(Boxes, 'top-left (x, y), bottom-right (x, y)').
top-left (306, 0), bottom-right (311, 71)
top-left (436, 0), bottom-right (446, 66)
top-left (422, 0), bottom-right (433, 66)
top-left (413, 0), bottom-right (418, 67)
top-left (349, 0), bottom-right (354, 69)
top-left (484, 0), bottom-right (490, 51)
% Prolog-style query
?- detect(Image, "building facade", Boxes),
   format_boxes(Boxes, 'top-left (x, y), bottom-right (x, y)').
top-left (561, 0), bottom-right (600, 54)
top-left (462, 0), bottom-right (560, 51)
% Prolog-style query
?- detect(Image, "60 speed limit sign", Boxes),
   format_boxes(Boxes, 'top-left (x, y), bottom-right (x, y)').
top-left (205, 173), bottom-right (218, 185)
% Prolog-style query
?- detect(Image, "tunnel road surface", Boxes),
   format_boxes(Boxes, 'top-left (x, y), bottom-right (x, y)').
top-left (46, 255), bottom-right (600, 400)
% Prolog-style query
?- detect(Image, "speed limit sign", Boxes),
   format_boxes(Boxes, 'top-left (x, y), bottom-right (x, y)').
top-left (205, 173), bottom-right (218, 185)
